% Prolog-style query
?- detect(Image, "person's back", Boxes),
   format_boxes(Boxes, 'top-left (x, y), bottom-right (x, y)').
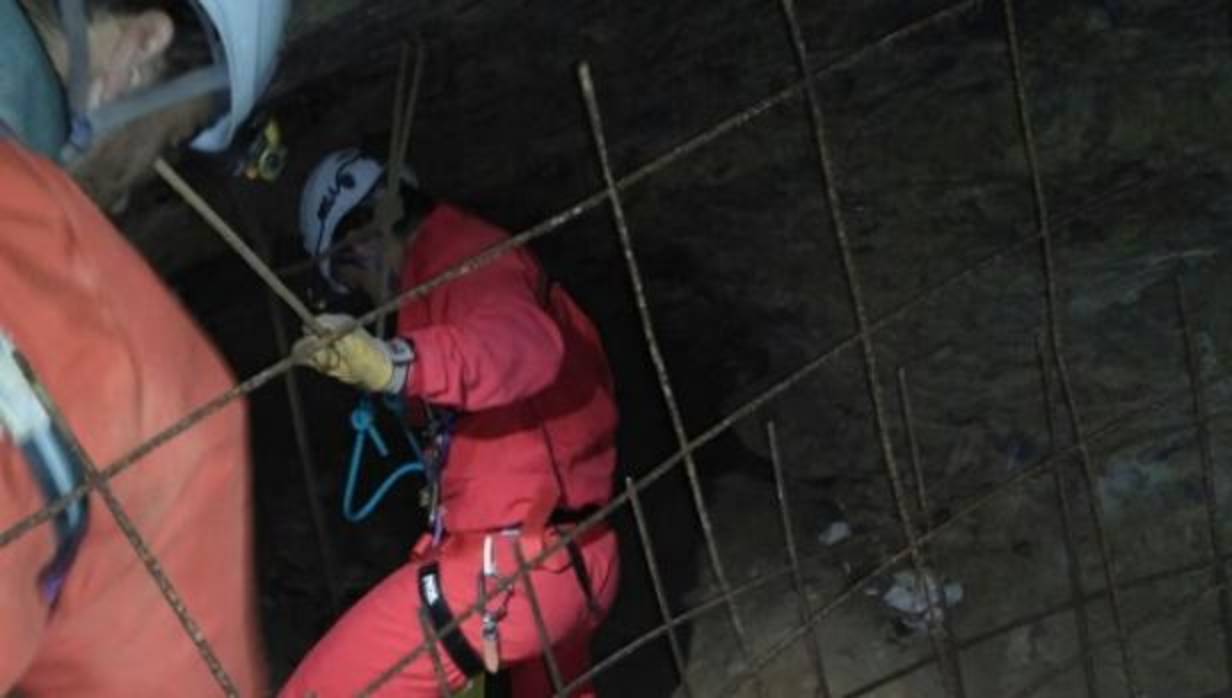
top-left (0, 1), bottom-right (288, 693)
top-left (396, 204), bottom-right (619, 533)
top-left (0, 139), bottom-right (265, 696)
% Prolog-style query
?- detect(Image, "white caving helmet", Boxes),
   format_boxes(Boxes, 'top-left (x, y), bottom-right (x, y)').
top-left (56, 0), bottom-right (290, 161)
top-left (300, 149), bottom-right (418, 293)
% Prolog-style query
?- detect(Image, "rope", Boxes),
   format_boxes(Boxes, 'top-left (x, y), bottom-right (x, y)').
top-left (153, 158), bottom-right (325, 336)
top-left (342, 396), bottom-right (425, 522)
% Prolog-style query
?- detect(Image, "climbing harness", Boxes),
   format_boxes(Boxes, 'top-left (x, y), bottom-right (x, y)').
top-left (0, 333), bottom-right (89, 605)
top-left (342, 392), bottom-right (454, 524)
top-left (415, 505), bottom-right (606, 691)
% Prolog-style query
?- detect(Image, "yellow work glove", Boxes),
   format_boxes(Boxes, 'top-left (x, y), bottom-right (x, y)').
top-left (293, 314), bottom-right (414, 394)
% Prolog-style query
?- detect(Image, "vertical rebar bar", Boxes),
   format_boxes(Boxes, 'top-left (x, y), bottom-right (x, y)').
top-left (778, 0), bottom-right (964, 693)
top-left (1000, 0), bottom-right (1142, 694)
top-left (1037, 333), bottom-right (1100, 698)
top-left (513, 541), bottom-right (565, 695)
top-left (577, 62), bottom-right (768, 696)
top-left (417, 607), bottom-right (454, 698)
top-left (895, 369), bottom-right (967, 697)
top-left (1176, 274), bottom-right (1232, 685)
top-left (626, 477), bottom-right (696, 698)
top-left (376, 40), bottom-right (426, 339)
top-left (765, 422), bottom-right (834, 698)
top-left (264, 290), bottom-right (343, 614)
top-left (241, 195), bottom-right (343, 616)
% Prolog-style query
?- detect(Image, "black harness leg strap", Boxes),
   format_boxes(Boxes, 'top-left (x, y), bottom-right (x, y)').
top-left (417, 561), bottom-right (485, 678)
top-left (0, 335), bottom-right (90, 605)
top-left (564, 539), bottom-right (602, 615)
top-left (548, 506), bottom-right (604, 615)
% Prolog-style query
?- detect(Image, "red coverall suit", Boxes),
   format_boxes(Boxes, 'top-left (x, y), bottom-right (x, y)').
top-left (0, 141), bottom-right (266, 695)
top-left (281, 205), bottom-right (620, 697)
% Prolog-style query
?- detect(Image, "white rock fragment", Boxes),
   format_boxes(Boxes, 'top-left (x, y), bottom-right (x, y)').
top-left (815, 498), bottom-right (850, 546)
top-left (881, 568), bottom-right (963, 630)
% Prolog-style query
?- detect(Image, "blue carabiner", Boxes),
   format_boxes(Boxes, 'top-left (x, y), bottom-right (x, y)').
top-left (341, 396), bottom-right (425, 522)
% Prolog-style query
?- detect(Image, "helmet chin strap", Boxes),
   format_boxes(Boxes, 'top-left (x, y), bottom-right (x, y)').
top-left (55, 0), bottom-right (229, 165)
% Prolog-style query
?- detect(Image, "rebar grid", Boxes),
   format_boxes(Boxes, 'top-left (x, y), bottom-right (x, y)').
top-left (577, 61), bottom-right (767, 696)
top-left (1006, 577), bottom-right (1232, 698)
top-left (1037, 332), bottom-right (1099, 698)
top-left (1177, 275), bottom-right (1232, 684)
top-left (895, 369), bottom-right (968, 695)
top-left (0, 0), bottom-right (1159, 558)
top-left (0, 1), bottom-right (1225, 696)
top-left (766, 422), bottom-right (833, 698)
top-left (241, 190), bottom-right (344, 616)
top-left (777, 0), bottom-right (966, 697)
top-left (624, 477), bottom-right (695, 698)
top-left (999, 0), bottom-right (1141, 694)
top-left (850, 558), bottom-right (1232, 698)
top-left (712, 366), bottom-right (1227, 695)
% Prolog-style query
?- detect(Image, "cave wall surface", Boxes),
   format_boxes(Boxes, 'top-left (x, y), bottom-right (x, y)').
top-left (114, 1), bottom-right (1232, 693)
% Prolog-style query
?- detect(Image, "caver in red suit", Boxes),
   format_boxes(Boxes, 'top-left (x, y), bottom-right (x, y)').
top-left (0, 141), bottom-right (266, 697)
top-left (283, 150), bottom-right (620, 697)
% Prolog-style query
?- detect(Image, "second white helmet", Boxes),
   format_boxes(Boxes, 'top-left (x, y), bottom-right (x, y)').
top-left (299, 149), bottom-right (384, 292)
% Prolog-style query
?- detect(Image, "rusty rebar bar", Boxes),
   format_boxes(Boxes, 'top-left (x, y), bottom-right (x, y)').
top-left (240, 191), bottom-right (343, 616)
top-left (364, 355), bottom-right (1227, 698)
top-left (766, 422), bottom-right (833, 698)
top-left (376, 40), bottom-right (426, 339)
top-left (1176, 273), bottom-right (1232, 685)
top-left (626, 477), bottom-right (695, 698)
top-left (777, 1), bottom-right (964, 697)
top-left (1000, 0), bottom-right (1142, 694)
top-left (578, 60), bottom-right (767, 696)
top-left (1037, 332), bottom-right (1099, 698)
top-left (153, 159), bottom-right (323, 334)
top-left (513, 542), bottom-right (565, 694)
top-left (264, 292), bottom-right (343, 614)
top-left (895, 368), bottom-right (967, 697)
top-left (417, 607), bottom-right (454, 698)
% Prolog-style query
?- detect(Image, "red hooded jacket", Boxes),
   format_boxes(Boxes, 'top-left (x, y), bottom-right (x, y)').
top-left (0, 141), bottom-right (265, 695)
top-left (396, 205), bottom-right (618, 533)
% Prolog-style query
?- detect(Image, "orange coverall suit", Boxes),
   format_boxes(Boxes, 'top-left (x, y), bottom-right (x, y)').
top-left (0, 140), bottom-right (266, 695)
top-left (281, 205), bottom-right (621, 697)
